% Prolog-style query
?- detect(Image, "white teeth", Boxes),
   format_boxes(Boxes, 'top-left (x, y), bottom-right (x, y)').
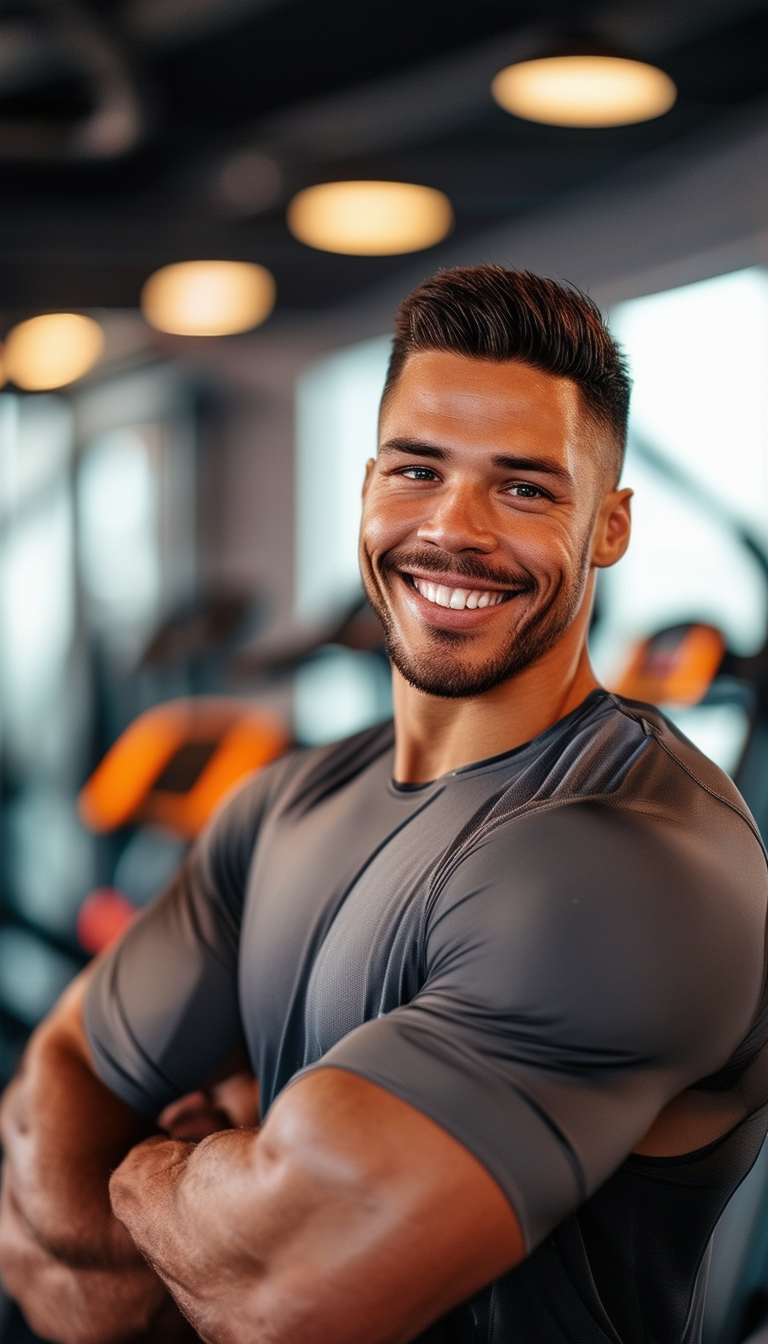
top-left (411, 576), bottom-right (507, 611)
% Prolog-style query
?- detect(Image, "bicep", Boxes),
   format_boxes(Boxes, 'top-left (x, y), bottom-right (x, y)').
top-left (261, 1069), bottom-right (525, 1342)
top-left (116, 1066), bottom-right (524, 1344)
top-left (84, 855), bottom-right (244, 1118)
top-left (82, 764), bottom-right (284, 1117)
top-left (318, 804), bottom-right (764, 1250)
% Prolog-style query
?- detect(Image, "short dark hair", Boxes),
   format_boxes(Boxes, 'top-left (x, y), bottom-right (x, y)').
top-left (381, 265), bottom-right (631, 483)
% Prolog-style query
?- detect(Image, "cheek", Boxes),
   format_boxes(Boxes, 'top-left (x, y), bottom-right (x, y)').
top-left (502, 516), bottom-right (574, 576)
top-left (361, 491), bottom-right (415, 557)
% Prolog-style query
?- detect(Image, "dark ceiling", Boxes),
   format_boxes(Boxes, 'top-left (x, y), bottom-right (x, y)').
top-left (2, 0), bottom-right (768, 321)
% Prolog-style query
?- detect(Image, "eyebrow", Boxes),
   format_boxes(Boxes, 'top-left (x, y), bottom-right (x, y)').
top-left (379, 437), bottom-right (574, 484)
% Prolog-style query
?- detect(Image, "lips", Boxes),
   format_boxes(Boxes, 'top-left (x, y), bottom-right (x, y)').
top-left (408, 575), bottom-right (508, 611)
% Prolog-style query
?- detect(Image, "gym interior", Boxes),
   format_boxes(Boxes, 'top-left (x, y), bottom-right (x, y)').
top-left (1, 2), bottom-right (768, 1339)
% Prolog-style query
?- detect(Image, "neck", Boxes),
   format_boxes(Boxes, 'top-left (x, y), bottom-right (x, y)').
top-left (391, 627), bottom-right (601, 785)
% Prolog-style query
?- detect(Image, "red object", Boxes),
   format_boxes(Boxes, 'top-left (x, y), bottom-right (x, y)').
top-left (77, 887), bottom-right (137, 955)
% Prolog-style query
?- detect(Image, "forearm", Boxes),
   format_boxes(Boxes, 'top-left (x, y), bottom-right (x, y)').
top-left (111, 1131), bottom-right (265, 1342)
top-left (111, 1070), bottom-right (522, 1344)
top-left (0, 1174), bottom-right (192, 1344)
top-left (0, 975), bottom-right (154, 1260)
top-left (0, 975), bottom-right (194, 1343)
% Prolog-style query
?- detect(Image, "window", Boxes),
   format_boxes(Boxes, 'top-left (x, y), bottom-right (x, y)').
top-left (594, 267), bottom-right (768, 772)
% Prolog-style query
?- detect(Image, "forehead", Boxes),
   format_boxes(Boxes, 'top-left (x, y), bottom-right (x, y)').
top-left (380, 350), bottom-right (587, 459)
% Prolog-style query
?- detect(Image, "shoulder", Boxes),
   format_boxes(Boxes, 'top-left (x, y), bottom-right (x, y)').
top-left (524, 692), bottom-right (764, 854)
top-left (428, 790), bottom-right (768, 1083)
top-left (613, 695), bottom-right (763, 836)
top-left (439, 693), bottom-right (766, 919)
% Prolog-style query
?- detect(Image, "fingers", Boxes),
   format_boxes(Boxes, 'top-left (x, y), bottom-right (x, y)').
top-left (211, 1072), bottom-right (260, 1129)
top-left (158, 1092), bottom-right (231, 1141)
top-left (157, 1071), bottom-right (259, 1141)
top-left (110, 1137), bottom-right (191, 1237)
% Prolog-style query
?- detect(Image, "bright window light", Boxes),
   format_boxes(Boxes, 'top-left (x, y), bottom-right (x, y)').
top-left (593, 267), bottom-right (768, 772)
top-left (0, 394), bottom-right (72, 521)
top-left (604, 268), bottom-right (768, 657)
top-left (0, 487), bottom-right (74, 732)
top-left (295, 335), bottom-right (391, 618)
top-left (78, 427), bottom-right (160, 628)
top-left (294, 336), bottom-right (394, 744)
top-left (294, 649), bottom-right (392, 746)
top-left (0, 393), bottom-right (75, 770)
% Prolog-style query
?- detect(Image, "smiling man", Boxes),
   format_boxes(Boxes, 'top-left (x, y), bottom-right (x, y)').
top-left (2, 267), bottom-right (768, 1344)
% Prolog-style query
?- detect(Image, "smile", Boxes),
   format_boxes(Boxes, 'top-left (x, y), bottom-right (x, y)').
top-left (405, 574), bottom-right (511, 611)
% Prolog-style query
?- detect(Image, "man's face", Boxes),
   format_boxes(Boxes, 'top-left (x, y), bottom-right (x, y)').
top-left (360, 350), bottom-right (624, 698)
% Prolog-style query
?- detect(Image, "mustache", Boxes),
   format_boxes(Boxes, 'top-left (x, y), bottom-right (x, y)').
top-left (378, 547), bottom-right (537, 593)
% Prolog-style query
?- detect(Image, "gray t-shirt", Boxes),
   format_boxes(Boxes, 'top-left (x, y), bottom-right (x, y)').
top-left (85, 691), bottom-right (768, 1343)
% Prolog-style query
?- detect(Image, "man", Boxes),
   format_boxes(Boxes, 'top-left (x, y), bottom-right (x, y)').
top-left (1, 266), bottom-right (767, 1344)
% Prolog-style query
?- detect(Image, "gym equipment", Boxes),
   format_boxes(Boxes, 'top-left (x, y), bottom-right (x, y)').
top-left (78, 696), bottom-right (288, 840)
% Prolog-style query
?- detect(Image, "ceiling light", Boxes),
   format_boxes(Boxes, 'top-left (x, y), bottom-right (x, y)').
top-left (141, 260), bottom-right (276, 336)
top-left (287, 181), bottom-right (453, 256)
top-left (5, 314), bottom-right (104, 391)
top-left (491, 55), bottom-right (676, 128)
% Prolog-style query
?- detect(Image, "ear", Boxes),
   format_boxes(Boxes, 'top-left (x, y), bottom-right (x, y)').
top-left (361, 457), bottom-right (376, 501)
top-left (592, 488), bottom-right (633, 569)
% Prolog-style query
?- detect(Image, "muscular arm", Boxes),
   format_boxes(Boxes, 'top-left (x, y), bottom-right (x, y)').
top-left (110, 1067), bottom-right (524, 1344)
top-left (0, 972), bottom-right (197, 1344)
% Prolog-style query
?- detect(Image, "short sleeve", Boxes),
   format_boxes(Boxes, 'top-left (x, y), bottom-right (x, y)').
top-left (310, 800), bottom-right (766, 1250)
top-left (84, 763), bottom-right (282, 1117)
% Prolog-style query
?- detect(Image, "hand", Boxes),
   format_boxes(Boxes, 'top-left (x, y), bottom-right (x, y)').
top-left (108, 1070), bottom-right (524, 1344)
top-left (0, 973), bottom-right (200, 1344)
top-left (0, 1161), bottom-right (197, 1344)
top-left (158, 1072), bottom-right (259, 1142)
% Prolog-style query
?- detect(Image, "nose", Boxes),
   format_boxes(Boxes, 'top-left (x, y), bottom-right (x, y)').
top-left (416, 479), bottom-right (498, 555)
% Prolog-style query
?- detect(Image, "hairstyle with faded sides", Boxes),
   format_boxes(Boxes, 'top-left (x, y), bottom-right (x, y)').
top-left (381, 265), bottom-right (631, 485)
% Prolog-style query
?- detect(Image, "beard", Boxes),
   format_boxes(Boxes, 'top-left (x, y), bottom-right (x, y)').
top-left (362, 544), bottom-right (591, 699)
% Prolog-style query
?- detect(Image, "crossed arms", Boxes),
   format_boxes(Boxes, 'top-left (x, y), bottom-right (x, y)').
top-left (0, 973), bottom-right (523, 1344)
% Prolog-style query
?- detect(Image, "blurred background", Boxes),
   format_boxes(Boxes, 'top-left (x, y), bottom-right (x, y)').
top-left (1, 1), bottom-right (768, 1339)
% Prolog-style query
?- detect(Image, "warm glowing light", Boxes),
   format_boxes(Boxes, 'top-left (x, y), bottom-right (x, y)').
top-left (5, 314), bottom-right (104, 390)
top-left (141, 260), bottom-right (276, 336)
top-left (491, 55), bottom-right (676, 127)
top-left (287, 181), bottom-right (453, 256)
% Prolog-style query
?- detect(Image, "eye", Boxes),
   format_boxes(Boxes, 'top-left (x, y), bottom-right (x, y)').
top-left (506, 481), bottom-right (547, 499)
top-left (402, 465), bottom-right (438, 481)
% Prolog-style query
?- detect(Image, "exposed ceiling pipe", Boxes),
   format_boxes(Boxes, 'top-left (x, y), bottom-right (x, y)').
top-left (121, 0), bottom-right (289, 47)
top-left (0, 0), bottom-right (143, 160)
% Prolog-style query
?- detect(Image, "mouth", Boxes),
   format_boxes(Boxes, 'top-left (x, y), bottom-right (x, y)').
top-left (403, 572), bottom-right (515, 612)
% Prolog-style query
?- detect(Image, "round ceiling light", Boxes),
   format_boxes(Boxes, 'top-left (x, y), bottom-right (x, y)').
top-left (491, 55), bottom-right (676, 127)
top-left (5, 313), bottom-right (104, 391)
top-left (141, 260), bottom-right (276, 336)
top-left (287, 181), bottom-right (453, 256)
